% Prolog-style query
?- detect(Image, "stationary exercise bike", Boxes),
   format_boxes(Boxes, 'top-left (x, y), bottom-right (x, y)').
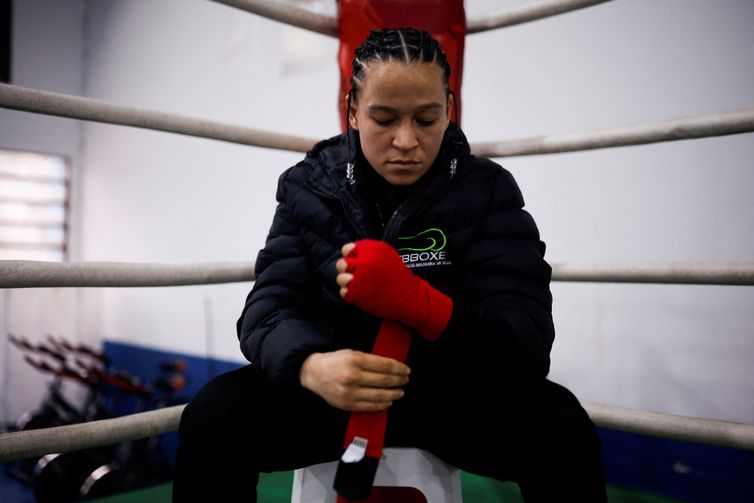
top-left (4, 334), bottom-right (186, 502)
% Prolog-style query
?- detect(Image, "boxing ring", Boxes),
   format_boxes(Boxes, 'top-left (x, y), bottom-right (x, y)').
top-left (1, 0), bottom-right (754, 466)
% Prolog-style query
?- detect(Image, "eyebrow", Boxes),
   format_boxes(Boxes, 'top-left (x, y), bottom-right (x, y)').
top-left (367, 103), bottom-right (444, 114)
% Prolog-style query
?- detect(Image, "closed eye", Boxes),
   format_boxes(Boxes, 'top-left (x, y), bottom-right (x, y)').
top-left (416, 119), bottom-right (437, 126)
top-left (373, 118), bottom-right (395, 126)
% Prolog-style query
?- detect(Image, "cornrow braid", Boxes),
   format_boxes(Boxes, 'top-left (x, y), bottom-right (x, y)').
top-left (350, 27), bottom-right (451, 100)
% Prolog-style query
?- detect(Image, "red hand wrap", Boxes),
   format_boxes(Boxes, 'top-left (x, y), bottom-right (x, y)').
top-left (343, 239), bottom-right (453, 341)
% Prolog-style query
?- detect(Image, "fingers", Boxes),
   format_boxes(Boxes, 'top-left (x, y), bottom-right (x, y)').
top-left (336, 271), bottom-right (353, 299)
top-left (336, 252), bottom-right (353, 300)
top-left (336, 271), bottom-right (353, 287)
top-left (358, 369), bottom-right (409, 388)
top-left (351, 387), bottom-right (404, 407)
top-left (300, 349), bottom-right (411, 412)
top-left (343, 377), bottom-right (406, 412)
top-left (341, 242), bottom-right (356, 257)
top-left (357, 352), bottom-right (411, 377)
top-left (336, 258), bottom-right (348, 273)
top-left (349, 401), bottom-right (393, 412)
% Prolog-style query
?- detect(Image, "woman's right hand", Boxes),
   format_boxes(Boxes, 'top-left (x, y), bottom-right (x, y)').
top-left (299, 349), bottom-right (410, 411)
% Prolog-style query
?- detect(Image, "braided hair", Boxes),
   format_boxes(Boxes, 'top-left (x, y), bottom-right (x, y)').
top-left (344, 28), bottom-right (454, 180)
top-left (350, 27), bottom-right (451, 101)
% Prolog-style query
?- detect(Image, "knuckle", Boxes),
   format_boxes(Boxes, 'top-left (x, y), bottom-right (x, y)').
top-left (342, 370), bottom-right (358, 385)
top-left (338, 384), bottom-right (352, 398)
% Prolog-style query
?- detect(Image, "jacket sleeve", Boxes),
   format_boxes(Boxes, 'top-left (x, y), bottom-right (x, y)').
top-left (440, 166), bottom-right (554, 380)
top-left (237, 169), bottom-right (335, 396)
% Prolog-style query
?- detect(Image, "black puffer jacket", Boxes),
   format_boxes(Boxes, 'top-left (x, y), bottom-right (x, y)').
top-left (237, 125), bottom-right (554, 399)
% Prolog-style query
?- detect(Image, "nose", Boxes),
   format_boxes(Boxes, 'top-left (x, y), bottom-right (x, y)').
top-left (392, 122), bottom-right (419, 151)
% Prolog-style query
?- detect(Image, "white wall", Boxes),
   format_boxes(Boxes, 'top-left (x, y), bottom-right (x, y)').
top-left (2, 0), bottom-right (753, 426)
top-left (78, 0), bottom-right (340, 363)
top-left (0, 0), bottom-right (96, 423)
top-left (463, 0), bottom-right (754, 423)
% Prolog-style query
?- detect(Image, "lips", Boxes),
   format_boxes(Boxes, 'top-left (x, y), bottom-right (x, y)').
top-left (388, 160), bottom-right (420, 165)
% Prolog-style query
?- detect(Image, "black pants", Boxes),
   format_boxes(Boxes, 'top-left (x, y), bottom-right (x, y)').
top-left (173, 365), bottom-right (607, 502)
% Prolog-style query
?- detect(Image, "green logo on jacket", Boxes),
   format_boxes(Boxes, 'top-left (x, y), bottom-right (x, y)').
top-left (397, 228), bottom-right (447, 252)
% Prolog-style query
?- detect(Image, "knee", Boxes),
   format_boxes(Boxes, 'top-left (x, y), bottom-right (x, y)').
top-left (178, 367), bottom-right (259, 440)
top-left (539, 382), bottom-right (602, 453)
top-left (177, 394), bottom-right (211, 440)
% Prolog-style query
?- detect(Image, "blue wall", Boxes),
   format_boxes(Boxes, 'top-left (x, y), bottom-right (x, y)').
top-left (598, 428), bottom-right (754, 502)
top-left (103, 340), bottom-right (243, 410)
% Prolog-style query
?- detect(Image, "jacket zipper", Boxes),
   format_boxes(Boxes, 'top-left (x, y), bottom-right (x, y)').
top-left (381, 203), bottom-right (403, 242)
top-left (379, 157), bottom-right (456, 242)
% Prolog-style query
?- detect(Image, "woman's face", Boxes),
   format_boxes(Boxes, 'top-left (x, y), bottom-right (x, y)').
top-left (348, 60), bottom-right (451, 186)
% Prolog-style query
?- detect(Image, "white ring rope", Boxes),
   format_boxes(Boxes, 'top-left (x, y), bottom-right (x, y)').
top-left (1, 261), bottom-right (753, 288)
top-left (551, 263), bottom-right (754, 286)
top-left (0, 84), bottom-right (317, 153)
top-left (582, 403), bottom-right (754, 452)
top-left (2, 84), bottom-right (752, 157)
top-left (0, 261), bottom-right (255, 288)
top-left (0, 405), bottom-right (185, 464)
top-left (1, 402), bottom-right (752, 463)
top-left (209, 0), bottom-right (337, 36)
top-left (207, 0), bottom-right (613, 36)
top-left (472, 108), bottom-right (754, 158)
top-left (466, 0), bottom-right (612, 34)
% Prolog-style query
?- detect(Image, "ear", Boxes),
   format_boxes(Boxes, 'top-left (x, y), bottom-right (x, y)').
top-left (346, 92), bottom-right (359, 130)
top-left (446, 92), bottom-right (454, 121)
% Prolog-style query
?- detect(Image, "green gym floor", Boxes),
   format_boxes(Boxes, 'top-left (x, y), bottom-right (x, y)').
top-left (90, 471), bottom-right (684, 502)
